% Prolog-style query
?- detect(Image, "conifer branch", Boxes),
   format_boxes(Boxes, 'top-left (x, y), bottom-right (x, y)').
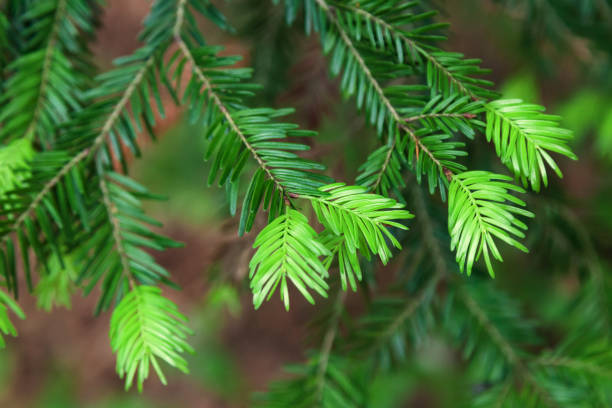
top-left (494, 380), bottom-right (513, 408)
top-left (369, 270), bottom-right (441, 355)
top-left (110, 285), bottom-right (193, 391)
top-left (336, 187), bottom-right (444, 363)
top-left (173, 0), bottom-right (187, 36)
top-left (315, 0), bottom-right (398, 123)
top-left (372, 139), bottom-right (398, 192)
top-left (4, 55), bottom-right (156, 238)
top-left (458, 288), bottom-right (558, 407)
top-left (404, 112), bottom-right (476, 123)
top-left (97, 160), bottom-right (132, 288)
top-left (0, 0), bottom-right (98, 145)
top-left (0, 0), bottom-right (597, 399)
top-left (175, 39), bottom-right (288, 199)
top-left (535, 356), bottom-right (612, 377)
top-left (24, 0), bottom-right (67, 143)
top-left (448, 171), bottom-right (532, 276)
top-left (316, 289), bottom-right (346, 402)
top-left (249, 208), bottom-right (330, 309)
top-left (333, 3), bottom-right (575, 193)
top-left (459, 289), bottom-right (521, 366)
top-left (557, 206), bottom-right (610, 331)
top-left (413, 185), bottom-right (553, 404)
top-left (329, 1), bottom-right (483, 100)
top-left (315, 0), bottom-right (448, 179)
top-left (411, 184), bottom-right (448, 277)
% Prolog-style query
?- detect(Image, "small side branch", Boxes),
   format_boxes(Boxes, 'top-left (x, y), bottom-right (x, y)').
top-left (175, 39), bottom-right (288, 198)
top-left (315, 290), bottom-right (347, 401)
top-left (315, 0), bottom-right (453, 184)
top-left (96, 159), bottom-right (133, 287)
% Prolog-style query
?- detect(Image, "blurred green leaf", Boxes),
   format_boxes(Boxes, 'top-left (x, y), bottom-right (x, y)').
top-left (500, 71), bottom-right (540, 103)
top-left (557, 90), bottom-right (609, 144)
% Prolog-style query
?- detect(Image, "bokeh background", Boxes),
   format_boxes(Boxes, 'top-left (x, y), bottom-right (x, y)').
top-left (1, 0), bottom-right (611, 407)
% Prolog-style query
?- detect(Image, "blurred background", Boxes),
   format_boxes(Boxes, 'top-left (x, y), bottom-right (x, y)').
top-left (1, 0), bottom-right (611, 407)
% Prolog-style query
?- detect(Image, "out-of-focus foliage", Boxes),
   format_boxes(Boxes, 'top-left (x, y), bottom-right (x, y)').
top-left (0, 0), bottom-right (610, 406)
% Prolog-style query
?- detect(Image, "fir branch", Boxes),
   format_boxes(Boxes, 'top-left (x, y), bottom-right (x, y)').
top-left (372, 137), bottom-right (399, 192)
top-left (109, 285), bottom-right (194, 392)
top-left (22, 0), bottom-right (67, 143)
top-left (335, 2), bottom-right (576, 192)
top-left (535, 355), bottom-right (612, 378)
top-left (307, 183), bottom-right (413, 265)
top-left (315, 1), bottom-right (574, 199)
top-left (174, 0), bottom-right (291, 198)
top-left (312, 0), bottom-right (475, 198)
top-left (0, 0), bottom-right (98, 145)
top-left (254, 353), bottom-right (365, 407)
top-left (0, 0), bottom-right (598, 400)
top-left (367, 269), bottom-right (441, 356)
top-left (316, 0), bottom-right (447, 178)
top-left (74, 169), bottom-right (181, 313)
top-left (457, 286), bottom-right (557, 407)
top-left (0, 288), bottom-right (25, 348)
top-left (316, 0), bottom-right (398, 123)
top-left (176, 40), bottom-right (288, 198)
top-left (347, 185), bottom-right (446, 364)
top-left (96, 160), bottom-right (132, 287)
top-left (327, 0), bottom-right (495, 100)
top-left (405, 112), bottom-right (476, 123)
top-left (249, 208), bottom-right (331, 310)
top-left (485, 99), bottom-right (577, 191)
top-left (172, 0), bottom-right (332, 234)
top-left (3, 55), bottom-right (156, 239)
top-left (315, 289), bottom-right (346, 403)
top-left (402, 94), bottom-right (484, 139)
top-left (448, 171), bottom-right (533, 277)
top-left (458, 287), bottom-right (521, 366)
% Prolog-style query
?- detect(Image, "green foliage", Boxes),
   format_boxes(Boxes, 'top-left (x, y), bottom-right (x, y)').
top-left (443, 280), bottom-right (540, 382)
top-left (109, 285), bottom-right (194, 392)
top-left (486, 99), bottom-right (577, 191)
top-left (0, 288), bottom-right (25, 348)
top-left (34, 251), bottom-right (77, 311)
top-left (250, 208), bottom-right (330, 310)
top-left (253, 353), bottom-right (365, 407)
top-left (309, 183), bottom-right (413, 264)
top-left (403, 94), bottom-right (485, 139)
top-left (0, 138), bottom-right (34, 196)
top-left (349, 273), bottom-right (439, 368)
top-left (0, 12), bottom-right (9, 76)
top-left (167, 43), bottom-right (331, 234)
top-left (0, 0), bottom-right (596, 400)
top-left (448, 171), bottom-right (533, 276)
top-left (0, 0), bottom-right (99, 145)
top-left (0, 150), bottom-right (73, 293)
top-left (308, 183), bottom-right (413, 292)
top-left (355, 135), bottom-right (406, 196)
top-left (534, 334), bottom-right (612, 405)
top-left (356, 126), bottom-right (468, 197)
top-left (73, 171), bottom-right (182, 313)
top-left (312, 0), bottom-right (497, 100)
top-left (494, 0), bottom-right (612, 56)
